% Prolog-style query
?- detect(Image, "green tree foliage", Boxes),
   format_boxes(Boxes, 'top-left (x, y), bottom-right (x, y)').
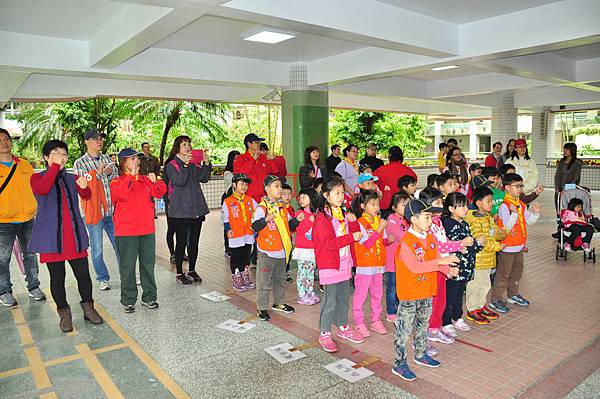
top-left (329, 110), bottom-right (430, 157)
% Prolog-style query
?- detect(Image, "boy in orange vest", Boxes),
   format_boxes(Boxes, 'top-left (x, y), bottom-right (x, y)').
top-left (252, 175), bottom-right (304, 322)
top-left (392, 199), bottom-right (459, 381)
top-left (489, 173), bottom-right (540, 313)
top-left (223, 174), bottom-right (258, 292)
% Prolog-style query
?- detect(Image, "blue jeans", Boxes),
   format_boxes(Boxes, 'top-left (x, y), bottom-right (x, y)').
top-left (86, 215), bottom-right (118, 282)
top-left (0, 219), bottom-right (41, 294)
top-left (385, 271), bottom-right (399, 316)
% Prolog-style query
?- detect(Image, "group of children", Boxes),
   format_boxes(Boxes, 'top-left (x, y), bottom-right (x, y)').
top-left (221, 162), bottom-right (543, 382)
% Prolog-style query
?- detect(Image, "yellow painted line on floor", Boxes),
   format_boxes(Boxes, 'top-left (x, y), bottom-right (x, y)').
top-left (0, 366), bottom-right (31, 378)
top-left (39, 392), bottom-right (58, 399)
top-left (16, 323), bottom-right (34, 345)
top-left (76, 344), bottom-right (124, 399)
top-left (43, 354), bottom-right (82, 368)
top-left (24, 347), bottom-right (52, 389)
top-left (92, 342), bottom-right (128, 355)
top-left (11, 307), bottom-right (26, 324)
top-left (94, 304), bottom-right (191, 399)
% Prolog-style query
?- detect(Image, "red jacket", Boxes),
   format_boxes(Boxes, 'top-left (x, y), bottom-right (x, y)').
top-left (272, 155), bottom-right (287, 178)
top-left (485, 153), bottom-right (498, 168)
top-left (233, 151), bottom-right (278, 202)
top-left (374, 161), bottom-right (418, 210)
top-left (110, 174), bottom-right (167, 236)
top-left (313, 211), bottom-right (356, 270)
top-left (294, 209), bottom-right (314, 249)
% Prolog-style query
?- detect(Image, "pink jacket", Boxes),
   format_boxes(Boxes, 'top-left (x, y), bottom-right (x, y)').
top-left (429, 214), bottom-right (464, 256)
top-left (294, 209), bottom-right (314, 249)
top-left (384, 213), bottom-right (409, 272)
top-left (560, 209), bottom-right (587, 228)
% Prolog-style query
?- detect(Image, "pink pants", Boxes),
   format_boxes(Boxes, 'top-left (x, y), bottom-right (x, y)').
top-left (352, 273), bottom-right (383, 326)
top-left (429, 271), bottom-right (447, 330)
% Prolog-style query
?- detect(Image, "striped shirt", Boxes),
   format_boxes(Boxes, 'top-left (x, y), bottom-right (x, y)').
top-left (73, 153), bottom-right (118, 215)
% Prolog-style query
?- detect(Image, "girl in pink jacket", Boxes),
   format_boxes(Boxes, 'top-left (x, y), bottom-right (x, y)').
top-left (561, 198), bottom-right (594, 252)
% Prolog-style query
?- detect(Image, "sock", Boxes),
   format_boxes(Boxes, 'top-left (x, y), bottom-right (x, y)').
top-left (320, 331), bottom-right (330, 336)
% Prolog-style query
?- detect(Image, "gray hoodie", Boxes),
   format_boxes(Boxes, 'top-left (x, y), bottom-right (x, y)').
top-left (165, 156), bottom-right (212, 219)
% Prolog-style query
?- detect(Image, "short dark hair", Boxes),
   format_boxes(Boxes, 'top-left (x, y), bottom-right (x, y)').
top-left (42, 140), bottom-right (68, 157)
top-left (0, 128), bottom-right (11, 141)
top-left (447, 138), bottom-right (458, 145)
top-left (502, 173), bottom-right (523, 187)
top-left (390, 191), bottom-right (411, 210)
top-left (331, 144), bottom-right (340, 152)
top-left (388, 146), bottom-right (404, 162)
top-left (281, 183), bottom-right (292, 191)
top-left (568, 197), bottom-right (584, 212)
top-left (351, 189), bottom-right (380, 218)
top-left (436, 172), bottom-right (455, 187)
top-left (438, 142), bottom-right (447, 150)
top-left (297, 188), bottom-right (320, 213)
top-left (141, 142), bottom-right (149, 147)
top-left (418, 186), bottom-right (443, 205)
top-left (481, 166), bottom-right (499, 178)
top-left (472, 186), bottom-right (493, 204)
top-left (398, 175), bottom-right (417, 189)
top-left (493, 142), bottom-right (502, 148)
top-left (427, 173), bottom-right (439, 187)
top-left (444, 192), bottom-right (468, 214)
top-left (342, 144), bottom-right (357, 157)
top-left (499, 163), bottom-right (515, 177)
top-left (312, 177), bottom-right (324, 190)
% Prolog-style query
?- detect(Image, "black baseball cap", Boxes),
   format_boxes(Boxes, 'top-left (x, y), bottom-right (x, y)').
top-left (470, 174), bottom-right (492, 189)
top-left (244, 133), bottom-right (265, 144)
top-left (232, 173), bottom-right (252, 184)
top-left (264, 175), bottom-right (282, 187)
top-left (404, 199), bottom-right (443, 220)
top-left (84, 129), bottom-right (106, 141)
top-left (117, 148), bottom-right (142, 160)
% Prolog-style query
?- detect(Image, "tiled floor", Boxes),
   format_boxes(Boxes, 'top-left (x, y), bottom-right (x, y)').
top-left (1, 190), bottom-right (599, 399)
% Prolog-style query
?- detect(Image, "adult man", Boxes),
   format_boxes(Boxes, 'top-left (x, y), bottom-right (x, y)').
top-left (139, 142), bottom-right (161, 176)
top-left (73, 129), bottom-right (118, 290)
top-left (233, 133), bottom-right (279, 202)
top-left (446, 138), bottom-right (458, 149)
top-left (373, 146), bottom-right (418, 210)
top-left (0, 129), bottom-right (46, 306)
top-left (485, 142), bottom-right (503, 168)
top-left (260, 142), bottom-right (287, 179)
top-left (325, 144), bottom-right (341, 173)
top-left (359, 143), bottom-right (384, 171)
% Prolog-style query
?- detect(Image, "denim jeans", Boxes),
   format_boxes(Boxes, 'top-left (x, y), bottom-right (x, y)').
top-left (86, 215), bottom-right (118, 282)
top-left (385, 272), bottom-right (399, 316)
top-left (0, 219), bottom-right (41, 294)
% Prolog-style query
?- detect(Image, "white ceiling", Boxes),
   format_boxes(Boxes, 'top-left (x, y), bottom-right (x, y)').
top-left (400, 65), bottom-right (490, 81)
top-left (155, 15), bottom-right (364, 62)
top-left (551, 42), bottom-right (600, 61)
top-left (374, 0), bottom-right (562, 23)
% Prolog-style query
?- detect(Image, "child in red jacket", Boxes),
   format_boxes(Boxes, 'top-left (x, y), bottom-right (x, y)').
top-left (292, 188), bottom-right (320, 305)
top-left (110, 149), bottom-right (166, 313)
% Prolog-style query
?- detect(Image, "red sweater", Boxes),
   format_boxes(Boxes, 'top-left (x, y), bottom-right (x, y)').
top-left (374, 161), bottom-right (418, 210)
top-left (233, 151), bottom-right (278, 202)
top-left (313, 211), bottom-right (356, 270)
top-left (294, 209), bottom-right (314, 249)
top-left (110, 174), bottom-right (167, 237)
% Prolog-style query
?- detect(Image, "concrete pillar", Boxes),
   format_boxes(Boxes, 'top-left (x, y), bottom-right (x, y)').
top-left (546, 111), bottom-right (558, 158)
top-left (434, 120), bottom-right (443, 151)
top-left (281, 63), bottom-right (329, 190)
top-left (491, 93), bottom-right (518, 146)
top-left (469, 120), bottom-right (478, 159)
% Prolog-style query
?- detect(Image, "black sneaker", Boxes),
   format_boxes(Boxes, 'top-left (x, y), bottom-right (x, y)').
top-left (176, 274), bottom-right (192, 285)
top-left (489, 300), bottom-right (510, 313)
top-left (141, 301), bottom-right (159, 309)
top-left (124, 305), bottom-right (135, 313)
top-left (257, 309), bottom-right (270, 321)
top-left (272, 304), bottom-right (295, 314)
top-left (169, 255), bottom-right (175, 263)
top-left (187, 271), bottom-right (202, 283)
top-left (285, 273), bottom-right (293, 283)
top-left (183, 255), bottom-right (189, 262)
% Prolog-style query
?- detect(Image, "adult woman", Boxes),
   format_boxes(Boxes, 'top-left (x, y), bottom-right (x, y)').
top-left (223, 150), bottom-right (241, 194)
top-left (496, 139), bottom-right (515, 169)
top-left (29, 140), bottom-right (103, 333)
top-left (445, 146), bottom-right (469, 194)
top-left (299, 146), bottom-right (327, 190)
top-left (165, 135), bottom-right (212, 285)
top-left (335, 144), bottom-right (359, 195)
top-left (554, 142), bottom-right (583, 205)
top-left (508, 138), bottom-right (539, 194)
top-left (111, 148), bottom-right (166, 313)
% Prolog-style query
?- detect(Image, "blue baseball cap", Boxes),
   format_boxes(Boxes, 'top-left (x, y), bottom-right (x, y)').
top-left (357, 173), bottom-right (379, 184)
top-left (117, 148), bottom-right (142, 160)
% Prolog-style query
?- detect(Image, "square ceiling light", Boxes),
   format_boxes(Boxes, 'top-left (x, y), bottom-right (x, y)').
top-left (243, 27), bottom-right (295, 44)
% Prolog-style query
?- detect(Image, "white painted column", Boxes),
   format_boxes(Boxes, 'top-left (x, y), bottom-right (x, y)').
top-left (546, 111), bottom-right (558, 158)
top-left (469, 120), bottom-right (478, 160)
top-left (434, 120), bottom-right (443, 151)
top-left (491, 93), bottom-right (518, 146)
top-left (0, 110), bottom-right (5, 128)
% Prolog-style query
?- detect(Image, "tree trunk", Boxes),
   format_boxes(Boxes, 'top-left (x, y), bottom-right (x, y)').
top-left (159, 103), bottom-right (183, 165)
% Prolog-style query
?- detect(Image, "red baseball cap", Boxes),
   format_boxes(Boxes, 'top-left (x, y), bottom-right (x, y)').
top-left (514, 138), bottom-right (527, 147)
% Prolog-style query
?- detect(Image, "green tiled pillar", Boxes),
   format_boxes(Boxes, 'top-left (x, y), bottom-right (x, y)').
top-left (281, 89), bottom-right (328, 190)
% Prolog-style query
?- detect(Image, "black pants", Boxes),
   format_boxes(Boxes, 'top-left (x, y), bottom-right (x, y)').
top-left (47, 257), bottom-right (93, 310)
top-left (565, 224), bottom-right (594, 247)
top-left (229, 244), bottom-right (251, 274)
top-left (172, 217), bottom-right (203, 274)
top-left (442, 279), bottom-right (467, 326)
top-left (166, 215), bottom-right (176, 256)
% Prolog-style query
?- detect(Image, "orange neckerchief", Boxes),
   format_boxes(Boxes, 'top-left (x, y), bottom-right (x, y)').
top-left (233, 192), bottom-right (248, 224)
top-left (505, 194), bottom-right (526, 237)
top-left (344, 158), bottom-right (358, 173)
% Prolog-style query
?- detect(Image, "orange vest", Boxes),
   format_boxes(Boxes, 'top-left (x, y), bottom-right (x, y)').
top-left (497, 199), bottom-right (528, 247)
top-left (256, 204), bottom-right (291, 252)
top-left (395, 232), bottom-right (438, 301)
top-left (81, 170), bottom-right (108, 225)
top-left (224, 194), bottom-right (255, 238)
top-left (353, 215), bottom-right (386, 267)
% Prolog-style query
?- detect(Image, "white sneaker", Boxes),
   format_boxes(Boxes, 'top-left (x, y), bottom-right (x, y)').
top-left (452, 318), bottom-right (471, 332)
top-left (98, 281), bottom-right (111, 291)
top-left (441, 324), bottom-right (457, 338)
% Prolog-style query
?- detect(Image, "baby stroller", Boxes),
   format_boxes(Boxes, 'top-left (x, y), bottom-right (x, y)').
top-left (555, 185), bottom-right (598, 263)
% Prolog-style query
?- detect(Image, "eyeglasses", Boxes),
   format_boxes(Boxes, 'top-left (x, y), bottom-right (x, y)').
top-left (510, 184), bottom-right (524, 188)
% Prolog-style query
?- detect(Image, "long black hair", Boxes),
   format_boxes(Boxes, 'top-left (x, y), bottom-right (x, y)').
top-left (225, 150), bottom-right (240, 172)
top-left (351, 189), bottom-right (380, 218)
top-left (303, 145), bottom-right (320, 167)
top-left (504, 139), bottom-right (515, 159)
top-left (165, 135), bottom-right (191, 165)
top-left (297, 188), bottom-right (320, 213)
top-left (510, 142), bottom-right (531, 161)
top-left (563, 142), bottom-right (578, 169)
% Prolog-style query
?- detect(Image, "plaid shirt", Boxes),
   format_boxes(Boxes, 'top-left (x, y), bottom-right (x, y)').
top-left (73, 153), bottom-right (118, 215)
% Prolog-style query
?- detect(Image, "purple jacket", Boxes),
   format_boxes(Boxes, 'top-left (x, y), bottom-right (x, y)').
top-left (29, 169), bottom-right (89, 254)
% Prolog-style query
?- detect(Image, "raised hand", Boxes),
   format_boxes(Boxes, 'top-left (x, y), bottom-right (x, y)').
top-left (377, 219), bottom-right (387, 232)
top-left (462, 237), bottom-right (474, 247)
top-left (148, 172), bottom-right (157, 183)
top-left (530, 203), bottom-right (541, 214)
top-left (346, 213), bottom-right (357, 222)
top-left (296, 212), bottom-right (306, 222)
top-left (447, 266), bottom-right (459, 278)
top-left (352, 231), bottom-right (363, 241)
top-left (477, 235), bottom-right (487, 245)
top-left (76, 175), bottom-right (88, 189)
top-left (439, 255), bottom-right (459, 266)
